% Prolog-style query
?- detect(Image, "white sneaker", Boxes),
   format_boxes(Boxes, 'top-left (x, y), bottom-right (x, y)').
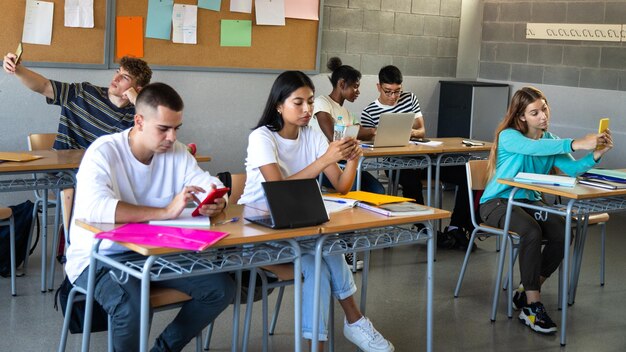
top-left (345, 253), bottom-right (364, 271)
top-left (344, 317), bottom-right (394, 352)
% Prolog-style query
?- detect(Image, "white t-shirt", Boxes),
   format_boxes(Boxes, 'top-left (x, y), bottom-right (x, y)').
top-left (238, 126), bottom-right (328, 205)
top-left (65, 129), bottom-right (223, 282)
top-left (310, 95), bottom-right (356, 135)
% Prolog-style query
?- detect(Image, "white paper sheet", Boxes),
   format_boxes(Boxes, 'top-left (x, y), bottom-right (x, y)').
top-left (64, 0), bottom-right (94, 28)
top-left (149, 208), bottom-right (211, 227)
top-left (230, 0), bottom-right (252, 13)
top-left (255, 0), bottom-right (285, 26)
top-left (172, 4), bottom-right (197, 44)
top-left (22, 0), bottom-right (54, 45)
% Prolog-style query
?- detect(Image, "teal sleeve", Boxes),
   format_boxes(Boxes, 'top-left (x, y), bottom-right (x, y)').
top-left (499, 129), bottom-right (572, 156)
top-left (554, 152), bottom-right (598, 177)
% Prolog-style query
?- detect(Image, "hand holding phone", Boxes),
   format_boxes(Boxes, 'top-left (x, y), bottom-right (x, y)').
top-left (597, 118), bottom-right (610, 150)
top-left (15, 43), bottom-right (23, 65)
top-left (191, 187), bottom-right (230, 217)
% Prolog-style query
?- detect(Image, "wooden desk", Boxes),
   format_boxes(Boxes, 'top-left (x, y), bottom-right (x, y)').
top-left (494, 178), bottom-right (626, 346)
top-left (359, 144), bottom-right (438, 205)
top-left (77, 204), bottom-right (311, 352)
top-left (305, 206), bottom-right (450, 352)
top-left (431, 138), bottom-right (492, 209)
top-left (0, 149), bottom-right (82, 293)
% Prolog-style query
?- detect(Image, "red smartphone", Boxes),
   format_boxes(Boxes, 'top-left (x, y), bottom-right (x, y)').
top-left (191, 187), bottom-right (230, 217)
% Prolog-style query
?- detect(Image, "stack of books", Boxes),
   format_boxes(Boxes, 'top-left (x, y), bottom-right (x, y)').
top-left (579, 169), bottom-right (626, 190)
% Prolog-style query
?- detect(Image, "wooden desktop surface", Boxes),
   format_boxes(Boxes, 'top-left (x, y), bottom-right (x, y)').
top-left (77, 204), bottom-right (450, 256)
top-left (360, 137), bottom-right (491, 157)
top-left (320, 206), bottom-right (450, 234)
top-left (0, 150), bottom-right (84, 172)
top-left (498, 178), bottom-right (626, 200)
top-left (436, 137), bottom-right (492, 153)
top-left (0, 150), bottom-right (210, 173)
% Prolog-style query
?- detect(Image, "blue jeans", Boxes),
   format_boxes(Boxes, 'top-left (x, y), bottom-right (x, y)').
top-left (75, 254), bottom-right (235, 352)
top-left (301, 253), bottom-right (357, 341)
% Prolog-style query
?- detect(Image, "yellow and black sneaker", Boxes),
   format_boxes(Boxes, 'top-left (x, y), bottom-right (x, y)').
top-left (519, 301), bottom-right (557, 334)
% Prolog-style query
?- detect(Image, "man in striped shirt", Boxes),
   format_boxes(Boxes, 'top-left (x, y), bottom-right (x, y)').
top-left (360, 65), bottom-right (475, 251)
top-left (3, 54), bottom-right (152, 150)
top-left (359, 65), bottom-right (425, 204)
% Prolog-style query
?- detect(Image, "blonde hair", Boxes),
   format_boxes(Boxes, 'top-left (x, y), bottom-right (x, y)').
top-left (486, 87), bottom-right (549, 179)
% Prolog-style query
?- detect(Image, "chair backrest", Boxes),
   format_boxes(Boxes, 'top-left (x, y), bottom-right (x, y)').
top-left (27, 133), bottom-right (57, 151)
top-left (466, 160), bottom-right (490, 228)
top-left (229, 173), bottom-right (246, 205)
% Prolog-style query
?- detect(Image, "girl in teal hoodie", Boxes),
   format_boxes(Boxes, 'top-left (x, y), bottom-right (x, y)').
top-left (479, 87), bottom-right (613, 334)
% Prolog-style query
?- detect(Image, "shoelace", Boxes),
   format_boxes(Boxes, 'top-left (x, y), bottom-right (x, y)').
top-left (358, 320), bottom-right (382, 342)
top-left (534, 304), bottom-right (555, 324)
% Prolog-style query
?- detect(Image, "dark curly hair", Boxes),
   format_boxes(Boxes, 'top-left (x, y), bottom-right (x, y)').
top-left (119, 56), bottom-right (152, 87)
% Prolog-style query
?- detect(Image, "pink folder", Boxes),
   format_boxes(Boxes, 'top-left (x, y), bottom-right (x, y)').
top-left (95, 223), bottom-right (228, 251)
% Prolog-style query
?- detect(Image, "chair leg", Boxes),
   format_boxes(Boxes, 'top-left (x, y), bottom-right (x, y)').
top-left (9, 216), bottom-right (16, 296)
top-left (49, 196), bottom-right (62, 291)
top-left (328, 293), bottom-right (334, 352)
top-left (23, 199), bottom-right (41, 274)
top-left (203, 322), bottom-right (213, 350)
top-left (58, 288), bottom-right (79, 352)
top-left (107, 315), bottom-right (113, 352)
top-left (454, 229), bottom-right (479, 297)
top-left (269, 286), bottom-right (285, 335)
top-left (195, 332), bottom-right (203, 352)
top-left (600, 222), bottom-right (606, 286)
top-left (242, 269), bottom-right (258, 352)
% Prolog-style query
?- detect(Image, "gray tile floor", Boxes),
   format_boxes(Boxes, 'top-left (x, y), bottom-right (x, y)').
top-left (2, 194), bottom-right (626, 351)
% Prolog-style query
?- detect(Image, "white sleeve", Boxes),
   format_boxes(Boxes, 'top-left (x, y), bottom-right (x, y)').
top-left (313, 95), bottom-right (332, 115)
top-left (246, 129), bottom-right (279, 169)
top-left (74, 142), bottom-right (120, 224)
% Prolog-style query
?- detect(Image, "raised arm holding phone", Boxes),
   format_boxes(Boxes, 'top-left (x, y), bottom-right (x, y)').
top-left (3, 50), bottom-right (152, 149)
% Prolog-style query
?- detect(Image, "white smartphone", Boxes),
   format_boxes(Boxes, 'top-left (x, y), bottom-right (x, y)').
top-left (342, 124), bottom-right (359, 139)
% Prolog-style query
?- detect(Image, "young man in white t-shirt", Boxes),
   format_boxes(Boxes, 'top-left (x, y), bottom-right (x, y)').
top-left (66, 83), bottom-right (235, 351)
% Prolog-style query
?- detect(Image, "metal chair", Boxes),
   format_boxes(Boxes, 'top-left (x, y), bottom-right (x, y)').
top-left (1, 206), bottom-right (17, 296)
top-left (26, 133), bottom-right (62, 291)
top-left (454, 160), bottom-right (520, 304)
top-left (57, 188), bottom-right (202, 352)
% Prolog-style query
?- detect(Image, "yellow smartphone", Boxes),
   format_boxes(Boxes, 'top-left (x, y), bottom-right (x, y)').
top-left (15, 42), bottom-right (23, 64)
top-left (598, 118), bottom-right (609, 133)
top-left (597, 118), bottom-right (609, 150)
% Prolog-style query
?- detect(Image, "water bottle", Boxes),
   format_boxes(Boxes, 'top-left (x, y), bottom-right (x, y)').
top-left (333, 115), bottom-right (345, 141)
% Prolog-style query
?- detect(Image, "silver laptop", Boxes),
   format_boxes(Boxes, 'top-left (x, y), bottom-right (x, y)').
top-left (362, 113), bottom-right (415, 148)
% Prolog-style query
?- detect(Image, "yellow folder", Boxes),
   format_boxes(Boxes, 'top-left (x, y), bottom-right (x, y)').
top-left (324, 191), bottom-right (415, 206)
top-left (0, 152), bottom-right (43, 162)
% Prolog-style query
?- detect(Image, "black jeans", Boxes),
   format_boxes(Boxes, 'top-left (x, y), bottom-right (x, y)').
top-left (480, 198), bottom-right (565, 291)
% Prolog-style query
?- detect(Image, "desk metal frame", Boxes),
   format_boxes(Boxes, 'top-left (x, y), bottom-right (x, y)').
top-left (300, 225), bottom-right (435, 352)
top-left (0, 170), bottom-right (76, 292)
top-left (492, 188), bottom-right (626, 346)
top-left (81, 239), bottom-right (304, 352)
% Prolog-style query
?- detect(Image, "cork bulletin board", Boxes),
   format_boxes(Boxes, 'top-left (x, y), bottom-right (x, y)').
top-left (113, 0), bottom-right (321, 72)
top-left (0, 0), bottom-right (109, 68)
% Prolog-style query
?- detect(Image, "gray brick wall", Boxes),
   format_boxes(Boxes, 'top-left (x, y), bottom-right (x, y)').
top-left (320, 0), bottom-right (462, 76)
top-left (479, 0), bottom-right (626, 91)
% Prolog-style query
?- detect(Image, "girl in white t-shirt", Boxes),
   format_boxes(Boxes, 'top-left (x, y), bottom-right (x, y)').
top-left (239, 71), bottom-right (394, 352)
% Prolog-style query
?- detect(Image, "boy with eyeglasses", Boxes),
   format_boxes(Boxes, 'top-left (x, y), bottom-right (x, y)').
top-left (360, 65), bottom-right (476, 251)
top-left (3, 53), bottom-right (152, 150)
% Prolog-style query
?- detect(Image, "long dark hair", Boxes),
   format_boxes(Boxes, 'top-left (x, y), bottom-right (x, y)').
top-left (255, 71), bottom-right (315, 132)
top-left (486, 86), bottom-right (549, 179)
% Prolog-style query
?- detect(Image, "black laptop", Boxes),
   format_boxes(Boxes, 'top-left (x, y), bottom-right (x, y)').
top-left (244, 179), bottom-right (330, 229)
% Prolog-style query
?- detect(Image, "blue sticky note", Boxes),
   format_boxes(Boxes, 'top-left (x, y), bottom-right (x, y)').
top-left (146, 0), bottom-right (174, 40)
top-left (221, 20), bottom-right (252, 47)
top-left (198, 0), bottom-right (221, 11)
